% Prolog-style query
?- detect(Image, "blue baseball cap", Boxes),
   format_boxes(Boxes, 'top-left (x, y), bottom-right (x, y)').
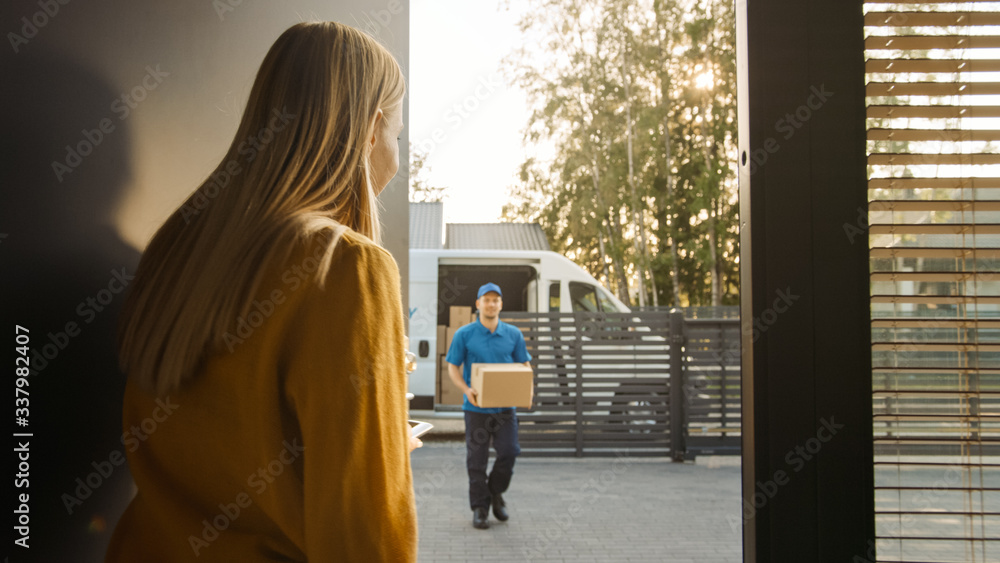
top-left (477, 282), bottom-right (503, 299)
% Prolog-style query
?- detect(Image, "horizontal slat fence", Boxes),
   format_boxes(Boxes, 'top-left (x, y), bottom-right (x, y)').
top-left (502, 310), bottom-right (742, 458)
top-left (683, 319), bottom-right (743, 456)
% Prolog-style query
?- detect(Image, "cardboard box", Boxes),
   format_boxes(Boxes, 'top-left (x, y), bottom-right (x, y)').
top-left (449, 306), bottom-right (472, 328)
top-left (445, 326), bottom-right (458, 352)
top-left (470, 312), bottom-right (477, 325)
top-left (438, 357), bottom-right (464, 405)
top-left (436, 325), bottom-right (447, 356)
top-left (470, 363), bottom-right (534, 408)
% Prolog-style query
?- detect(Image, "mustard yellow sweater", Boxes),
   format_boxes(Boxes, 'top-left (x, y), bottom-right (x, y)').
top-left (106, 229), bottom-right (417, 562)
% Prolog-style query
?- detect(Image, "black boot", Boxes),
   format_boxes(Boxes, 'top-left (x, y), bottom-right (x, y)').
top-left (472, 506), bottom-right (490, 529)
top-left (491, 493), bottom-right (509, 521)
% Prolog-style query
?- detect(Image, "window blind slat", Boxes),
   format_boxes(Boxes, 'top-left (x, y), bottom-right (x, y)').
top-left (868, 200), bottom-right (1000, 211)
top-left (874, 391), bottom-right (1000, 398)
top-left (865, 11), bottom-right (1000, 27)
top-left (872, 318), bottom-right (1000, 328)
top-left (873, 342), bottom-right (1000, 351)
top-left (870, 178), bottom-right (1000, 190)
top-left (868, 82), bottom-right (1000, 97)
top-left (870, 248), bottom-right (1000, 259)
top-left (867, 58), bottom-right (1000, 74)
top-left (869, 154), bottom-right (1000, 166)
top-left (871, 295), bottom-right (1000, 304)
top-left (867, 0), bottom-right (1000, 3)
top-left (873, 437), bottom-right (1000, 444)
top-left (868, 105), bottom-right (1000, 119)
top-left (866, 35), bottom-right (1000, 50)
top-left (874, 414), bottom-right (1000, 420)
top-left (869, 129), bottom-right (1000, 142)
top-left (870, 271), bottom-right (1000, 281)
top-left (869, 223), bottom-right (1000, 234)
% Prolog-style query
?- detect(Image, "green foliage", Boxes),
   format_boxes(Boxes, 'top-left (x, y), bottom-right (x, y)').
top-left (408, 142), bottom-right (447, 203)
top-left (502, 0), bottom-right (739, 306)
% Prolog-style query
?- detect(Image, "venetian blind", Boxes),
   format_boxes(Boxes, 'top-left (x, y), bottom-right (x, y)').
top-left (866, 2), bottom-right (1000, 562)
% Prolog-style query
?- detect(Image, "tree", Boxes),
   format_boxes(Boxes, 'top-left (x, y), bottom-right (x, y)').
top-left (408, 143), bottom-right (447, 203)
top-left (502, 0), bottom-right (739, 307)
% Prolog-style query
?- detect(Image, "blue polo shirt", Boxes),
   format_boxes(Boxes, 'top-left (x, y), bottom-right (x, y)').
top-left (445, 318), bottom-right (532, 413)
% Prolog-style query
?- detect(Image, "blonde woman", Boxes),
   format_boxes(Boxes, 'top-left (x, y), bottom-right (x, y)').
top-left (105, 22), bottom-right (416, 562)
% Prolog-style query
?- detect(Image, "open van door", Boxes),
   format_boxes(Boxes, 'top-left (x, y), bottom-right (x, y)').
top-left (525, 278), bottom-right (538, 312)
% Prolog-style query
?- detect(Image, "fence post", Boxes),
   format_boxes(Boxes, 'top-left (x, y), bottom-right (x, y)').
top-left (573, 312), bottom-right (585, 457)
top-left (669, 309), bottom-right (686, 462)
top-left (719, 322), bottom-right (728, 432)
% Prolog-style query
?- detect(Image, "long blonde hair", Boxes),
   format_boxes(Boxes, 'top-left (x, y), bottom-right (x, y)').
top-left (119, 22), bottom-right (406, 395)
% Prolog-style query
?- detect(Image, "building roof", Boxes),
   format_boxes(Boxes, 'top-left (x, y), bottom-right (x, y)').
top-left (409, 201), bottom-right (444, 249)
top-left (445, 222), bottom-right (550, 251)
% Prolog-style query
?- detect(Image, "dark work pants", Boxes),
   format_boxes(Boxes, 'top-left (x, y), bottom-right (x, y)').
top-left (464, 410), bottom-right (521, 510)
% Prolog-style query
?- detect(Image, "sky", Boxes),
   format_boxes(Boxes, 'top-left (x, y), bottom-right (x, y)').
top-left (410, 0), bottom-right (533, 224)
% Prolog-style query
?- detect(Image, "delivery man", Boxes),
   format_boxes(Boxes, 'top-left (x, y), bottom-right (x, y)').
top-left (446, 282), bottom-right (532, 529)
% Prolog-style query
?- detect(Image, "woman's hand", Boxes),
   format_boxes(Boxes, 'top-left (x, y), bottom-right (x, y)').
top-left (409, 435), bottom-right (423, 452)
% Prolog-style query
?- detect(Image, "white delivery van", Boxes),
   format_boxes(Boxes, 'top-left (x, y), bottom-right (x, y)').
top-left (406, 248), bottom-right (631, 409)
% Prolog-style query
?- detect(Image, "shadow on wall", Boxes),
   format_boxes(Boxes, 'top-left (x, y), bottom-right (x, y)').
top-left (1, 49), bottom-right (141, 563)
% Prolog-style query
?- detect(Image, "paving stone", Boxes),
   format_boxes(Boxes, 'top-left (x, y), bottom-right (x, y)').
top-left (411, 441), bottom-right (743, 562)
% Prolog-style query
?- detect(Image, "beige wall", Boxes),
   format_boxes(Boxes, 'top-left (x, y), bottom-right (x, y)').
top-left (8, 0), bottom-right (410, 309)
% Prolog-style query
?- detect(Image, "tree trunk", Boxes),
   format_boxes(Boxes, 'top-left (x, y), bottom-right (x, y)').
top-left (709, 207), bottom-right (721, 306)
top-left (589, 153), bottom-right (613, 288)
top-left (596, 230), bottom-right (612, 290)
top-left (623, 46), bottom-right (648, 307)
top-left (701, 11), bottom-right (722, 306)
top-left (655, 4), bottom-right (683, 308)
top-left (608, 204), bottom-right (631, 304)
top-left (664, 115), bottom-right (682, 307)
top-left (715, 194), bottom-right (726, 304)
top-left (591, 151), bottom-right (630, 304)
top-left (702, 142), bottom-right (721, 306)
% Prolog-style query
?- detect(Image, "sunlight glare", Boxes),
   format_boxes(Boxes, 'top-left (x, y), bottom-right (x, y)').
top-left (695, 71), bottom-right (714, 90)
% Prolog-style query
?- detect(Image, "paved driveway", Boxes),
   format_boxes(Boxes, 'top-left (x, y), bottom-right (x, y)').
top-left (410, 441), bottom-right (743, 562)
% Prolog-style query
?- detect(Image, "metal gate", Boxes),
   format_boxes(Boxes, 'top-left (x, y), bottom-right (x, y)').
top-left (504, 310), bottom-right (741, 458)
